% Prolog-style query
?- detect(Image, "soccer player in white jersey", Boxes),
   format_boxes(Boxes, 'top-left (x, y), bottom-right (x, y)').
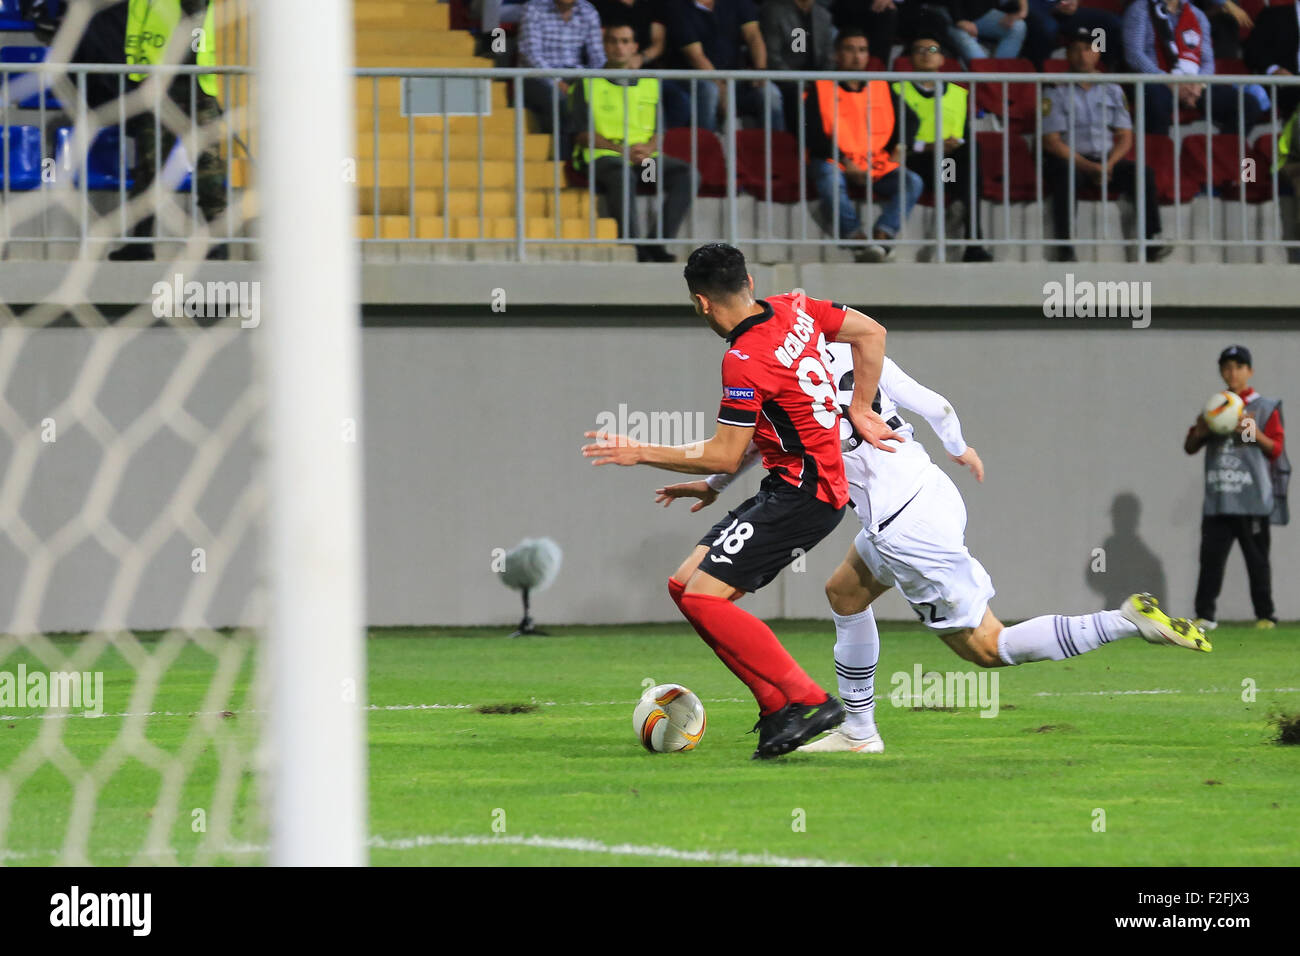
top-left (656, 341), bottom-right (1210, 754)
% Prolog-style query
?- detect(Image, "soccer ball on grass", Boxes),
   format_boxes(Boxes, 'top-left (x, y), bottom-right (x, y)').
top-left (633, 683), bottom-right (706, 752)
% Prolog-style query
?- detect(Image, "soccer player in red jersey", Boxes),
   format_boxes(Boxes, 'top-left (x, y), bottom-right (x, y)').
top-left (581, 243), bottom-right (900, 758)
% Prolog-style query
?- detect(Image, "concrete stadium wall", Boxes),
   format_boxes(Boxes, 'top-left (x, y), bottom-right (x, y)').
top-left (2, 261), bottom-right (1297, 631)
top-left (367, 322), bottom-right (1300, 628)
top-left (6, 318), bottom-right (1297, 632)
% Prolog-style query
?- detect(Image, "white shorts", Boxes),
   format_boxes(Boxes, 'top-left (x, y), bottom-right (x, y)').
top-left (851, 465), bottom-right (996, 632)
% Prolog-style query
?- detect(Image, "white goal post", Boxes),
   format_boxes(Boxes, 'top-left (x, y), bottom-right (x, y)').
top-left (259, 0), bottom-right (367, 866)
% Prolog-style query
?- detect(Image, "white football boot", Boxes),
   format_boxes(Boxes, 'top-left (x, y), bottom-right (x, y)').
top-left (796, 729), bottom-right (885, 754)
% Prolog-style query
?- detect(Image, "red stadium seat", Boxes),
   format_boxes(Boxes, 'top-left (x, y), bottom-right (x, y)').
top-left (1140, 134), bottom-right (1203, 203)
top-left (1043, 59), bottom-right (1069, 73)
top-left (1081, 0), bottom-right (1127, 14)
top-left (663, 127), bottom-right (728, 197)
top-left (975, 130), bottom-right (1037, 201)
top-left (970, 59), bottom-right (1040, 134)
top-left (1244, 136), bottom-right (1277, 201)
top-left (736, 129), bottom-right (805, 203)
top-left (1181, 134), bottom-right (1248, 196)
top-left (1216, 58), bottom-right (1248, 75)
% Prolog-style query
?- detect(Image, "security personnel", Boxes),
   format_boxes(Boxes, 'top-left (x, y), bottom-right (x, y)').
top-left (1041, 27), bottom-right (1164, 262)
top-left (1185, 345), bottom-right (1290, 629)
top-left (111, 0), bottom-right (227, 260)
top-left (805, 27), bottom-right (922, 263)
top-left (892, 27), bottom-right (991, 262)
top-left (569, 21), bottom-right (694, 262)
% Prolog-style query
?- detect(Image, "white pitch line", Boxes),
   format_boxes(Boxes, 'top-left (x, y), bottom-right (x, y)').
top-left (2, 834), bottom-right (865, 867)
top-left (369, 833), bottom-right (861, 866)
top-left (2, 689), bottom-right (1296, 722)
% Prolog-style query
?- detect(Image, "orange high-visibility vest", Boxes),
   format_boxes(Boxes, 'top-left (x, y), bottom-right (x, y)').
top-left (814, 79), bottom-right (898, 180)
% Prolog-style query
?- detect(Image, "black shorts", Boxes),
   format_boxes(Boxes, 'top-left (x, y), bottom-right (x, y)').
top-left (696, 474), bottom-right (846, 593)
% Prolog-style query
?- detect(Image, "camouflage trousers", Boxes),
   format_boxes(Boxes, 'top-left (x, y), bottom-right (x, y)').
top-left (126, 89), bottom-right (227, 229)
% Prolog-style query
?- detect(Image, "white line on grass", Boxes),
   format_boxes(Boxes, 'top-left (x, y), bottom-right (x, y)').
top-left (3, 689), bottom-right (1296, 722)
top-left (1, 834), bottom-right (864, 867)
top-left (371, 833), bottom-right (861, 866)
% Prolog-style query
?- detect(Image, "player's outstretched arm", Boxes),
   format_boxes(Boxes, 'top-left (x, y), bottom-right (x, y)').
top-left (834, 309), bottom-right (903, 452)
top-left (582, 423), bottom-right (756, 475)
top-left (886, 359), bottom-right (978, 478)
top-left (656, 439), bottom-right (761, 509)
top-left (654, 481), bottom-right (718, 512)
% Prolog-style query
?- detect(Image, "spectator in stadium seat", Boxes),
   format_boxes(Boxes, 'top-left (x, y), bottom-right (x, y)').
top-left (830, 0), bottom-right (900, 64)
top-left (593, 0), bottom-right (667, 66)
top-left (1122, 0), bottom-right (1267, 136)
top-left (660, 0), bottom-right (784, 132)
top-left (1042, 28), bottom-right (1168, 262)
top-left (518, 0), bottom-right (605, 148)
top-left (1023, 0), bottom-right (1124, 71)
top-left (806, 28), bottom-right (923, 262)
top-left (894, 28), bottom-right (993, 260)
top-left (569, 21), bottom-right (696, 261)
top-left (944, 0), bottom-right (1029, 64)
top-left (475, 0), bottom-right (528, 47)
top-left (1202, 0), bottom-right (1255, 61)
top-left (1243, 0), bottom-right (1300, 117)
top-left (763, 0), bottom-right (835, 132)
top-left (1274, 104), bottom-right (1300, 252)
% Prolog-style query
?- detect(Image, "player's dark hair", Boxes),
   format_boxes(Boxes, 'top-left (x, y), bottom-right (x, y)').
top-left (683, 243), bottom-right (749, 301)
top-left (835, 26), bottom-right (869, 49)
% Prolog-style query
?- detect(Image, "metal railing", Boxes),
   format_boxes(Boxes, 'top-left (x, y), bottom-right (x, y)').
top-left (3, 63), bottom-right (1299, 261)
top-left (352, 65), bottom-right (1300, 262)
top-left (0, 63), bottom-right (252, 253)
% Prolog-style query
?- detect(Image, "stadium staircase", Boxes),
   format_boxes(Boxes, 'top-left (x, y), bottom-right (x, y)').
top-left (349, 0), bottom-right (627, 262)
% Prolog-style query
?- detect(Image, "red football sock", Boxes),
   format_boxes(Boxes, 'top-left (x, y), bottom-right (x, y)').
top-left (676, 587), bottom-right (827, 709)
top-left (668, 578), bottom-right (787, 714)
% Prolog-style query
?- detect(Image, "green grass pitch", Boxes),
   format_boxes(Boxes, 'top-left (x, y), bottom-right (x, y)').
top-left (2, 622), bottom-right (1298, 866)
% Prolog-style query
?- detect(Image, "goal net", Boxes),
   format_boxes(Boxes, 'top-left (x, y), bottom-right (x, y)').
top-left (0, 0), bottom-right (364, 866)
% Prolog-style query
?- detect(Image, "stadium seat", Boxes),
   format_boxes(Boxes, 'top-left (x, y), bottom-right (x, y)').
top-left (0, 0), bottom-right (29, 31)
top-left (662, 127), bottom-right (727, 197)
top-left (1080, 0), bottom-right (1126, 14)
top-left (1216, 58), bottom-right (1248, 75)
top-left (735, 129), bottom-right (804, 203)
top-left (54, 126), bottom-right (134, 190)
top-left (1181, 134), bottom-right (1248, 196)
top-left (1141, 133), bottom-right (1195, 203)
top-left (1043, 59), bottom-right (1069, 73)
top-left (970, 59), bottom-right (1039, 134)
top-left (2, 124), bottom-right (42, 190)
top-left (975, 130), bottom-right (1037, 201)
top-left (1, 46), bottom-right (61, 109)
top-left (1243, 135), bottom-right (1277, 201)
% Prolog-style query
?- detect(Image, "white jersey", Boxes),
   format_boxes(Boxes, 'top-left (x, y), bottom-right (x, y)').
top-left (705, 348), bottom-right (991, 628)
top-left (819, 345), bottom-right (965, 531)
top-left (709, 347), bottom-right (968, 532)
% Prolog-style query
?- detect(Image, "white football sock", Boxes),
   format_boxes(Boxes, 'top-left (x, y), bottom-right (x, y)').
top-left (996, 610), bottom-right (1138, 665)
top-left (833, 608), bottom-right (880, 738)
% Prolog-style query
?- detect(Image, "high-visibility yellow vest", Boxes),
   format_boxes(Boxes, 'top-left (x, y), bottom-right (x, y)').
top-left (126, 0), bottom-right (218, 98)
top-left (892, 80), bottom-right (967, 144)
top-left (1275, 109), bottom-right (1298, 174)
top-left (573, 77), bottom-right (659, 165)
top-left (814, 79), bottom-right (898, 179)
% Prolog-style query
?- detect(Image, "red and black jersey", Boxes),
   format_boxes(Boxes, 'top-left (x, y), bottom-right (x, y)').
top-left (716, 293), bottom-right (851, 508)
